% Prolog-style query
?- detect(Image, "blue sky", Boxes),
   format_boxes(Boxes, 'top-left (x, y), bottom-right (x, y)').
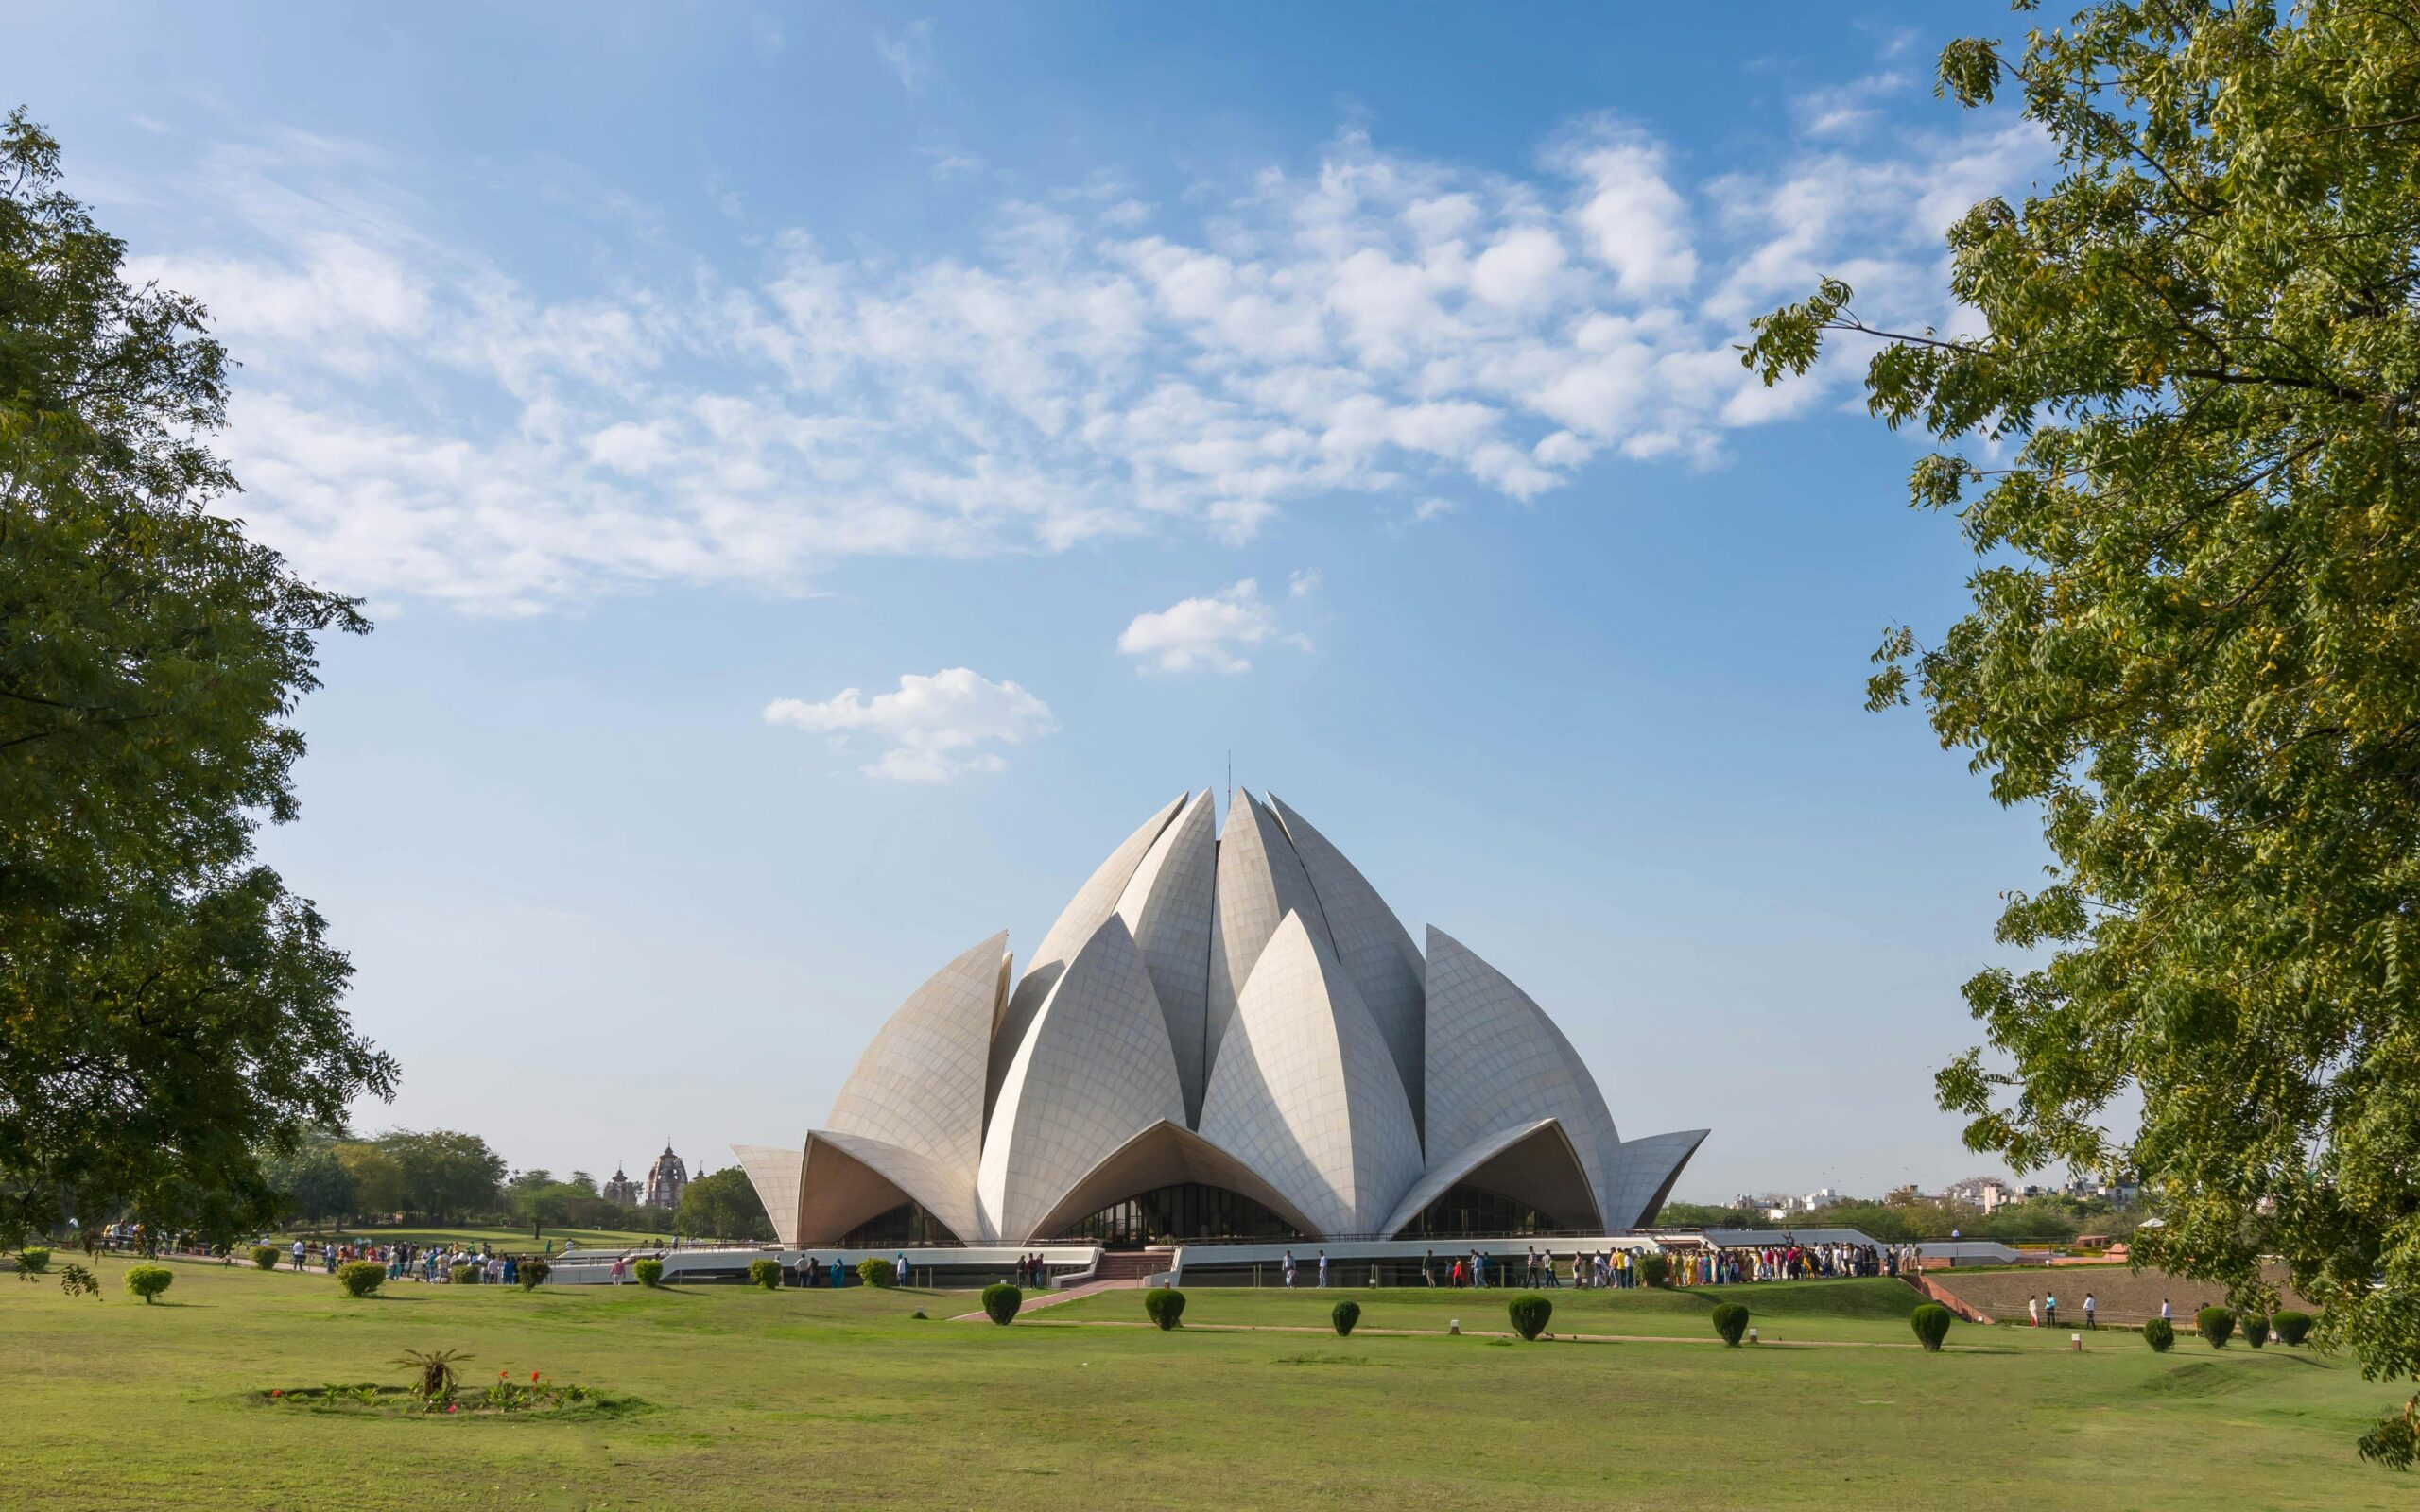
top-left (18, 1), bottom-right (2063, 1200)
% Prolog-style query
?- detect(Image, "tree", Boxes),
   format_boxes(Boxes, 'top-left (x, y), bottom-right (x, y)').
top-left (674, 1167), bottom-right (773, 1243)
top-left (0, 110), bottom-right (395, 1249)
top-left (1745, 1), bottom-right (2420, 1466)
top-left (375, 1130), bottom-right (505, 1223)
top-left (332, 1142), bottom-right (405, 1219)
top-left (277, 1148), bottom-right (358, 1226)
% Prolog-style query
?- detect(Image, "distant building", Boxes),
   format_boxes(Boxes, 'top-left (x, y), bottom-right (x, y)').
top-left (601, 1166), bottom-right (637, 1207)
top-left (642, 1143), bottom-right (688, 1211)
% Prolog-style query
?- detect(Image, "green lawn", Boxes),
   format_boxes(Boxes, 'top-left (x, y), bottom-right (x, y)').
top-left (6, 1256), bottom-right (2406, 1510)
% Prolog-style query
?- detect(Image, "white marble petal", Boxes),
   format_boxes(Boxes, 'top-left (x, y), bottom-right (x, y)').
top-left (977, 915), bottom-right (1189, 1243)
top-left (728, 1143), bottom-right (805, 1246)
top-left (1198, 910), bottom-right (1425, 1236)
top-left (1203, 791), bottom-right (1336, 1093)
top-left (796, 1129), bottom-right (983, 1246)
top-left (1267, 793), bottom-right (1426, 1130)
top-left (825, 931), bottom-right (1008, 1188)
top-left (1599, 1128), bottom-right (1712, 1229)
top-left (1114, 788), bottom-right (1219, 1122)
top-left (1375, 1118), bottom-right (1602, 1237)
top-left (1423, 925), bottom-right (1624, 1222)
top-left (988, 793), bottom-right (1186, 1120)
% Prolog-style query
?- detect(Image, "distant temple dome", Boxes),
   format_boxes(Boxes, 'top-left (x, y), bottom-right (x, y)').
top-left (641, 1143), bottom-right (688, 1210)
top-left (735, 789), bottom-right (1706, 1246)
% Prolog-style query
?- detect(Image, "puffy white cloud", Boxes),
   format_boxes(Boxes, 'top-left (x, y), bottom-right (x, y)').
top-left (123, 90), bottom-right (2044, 614)
top-left (1117, 578), bottom-right (1311, 675)
top-left (873, 20), bottom-right (936, 91)
top-left (763, 667), bottom-right (1056, 782)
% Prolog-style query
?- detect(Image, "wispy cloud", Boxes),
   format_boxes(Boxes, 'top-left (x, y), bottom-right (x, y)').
top-left (763, 667), bottom-right (1055, 782)
top-left (1118, 578), bottom-right (1313, 675)
top-left (118, 89), bottom-right (2043, 613)
top-left (874, 19), bottom-right (937, 92)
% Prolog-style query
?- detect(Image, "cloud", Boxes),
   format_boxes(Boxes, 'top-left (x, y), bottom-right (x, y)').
top-left (1118, 578), bottom-right (1312, 675)
top-left (117, 87), bottom-right (2045, 613)
top-left (874, 20), bottom-right (936, 91)
top-left (763, 667), bottom-right (1055, 782)
top-left (1791, 73), bottom-right (1909, 140)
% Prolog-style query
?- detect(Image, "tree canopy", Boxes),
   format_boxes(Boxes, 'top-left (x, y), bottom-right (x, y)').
top-left (1746, 0), bottom-right (2420, 1466)
top-left (0, 108), bottom-right (394, 1246)
top-left (675, 1167), bottom-right (774, 1244)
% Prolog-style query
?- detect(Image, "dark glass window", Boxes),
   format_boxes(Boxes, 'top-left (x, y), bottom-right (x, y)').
top-left (1050, 1183), bottom-right (1304, 1248)
top-left (840, 1201), bottom-right (959, 1247)
top-left (1400, 1183), bottom-right (1552, 1239)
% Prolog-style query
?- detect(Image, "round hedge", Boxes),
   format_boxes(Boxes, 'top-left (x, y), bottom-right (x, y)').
top-left (1634, 1254), bottom-right (1670, 1289)
top-left (2242, 1312), bottom-right (2270, 1348)
top-left (1507, 1293), bottom-right (1552, 1341)
top-left (631, 1258), bottom-right (664, 1287)
top-left (14, 1246), bottom-right (51, 1277)
top-left (1143, 1287), bottom-right (1185, 1331)
top-left (856, 1257), bottom-right (895, 1289)
top-left (124, 1263), bottom-right (174, 1303)
top-left (1910, 1302), bottom-right (1953, 1351)
top-left (451, 1262), bottom-right (482, 1285)
top-left (519, 1259), bottom-right (550, 1291)
top-left (748, 1258), bottom-right (783, 1291)
top-left (2143, 1316), bottom-right (2175, 1352)
top-left (1711, 1301), bottom-right (1750, 1347)
top-left (251, 1246), bottom-right (280, 1271)
top-left (982, 1282), bottom-right (1023, 1325)
top-left (1331, 1299), bottom-right (1361, 1337)
top-left (2272, 1310), bottom-right (2313, 1346)
top-left (336, 1260), bottom-right (385, 1297)
top-left (2197, 1306), bottom-right (2235, 1348)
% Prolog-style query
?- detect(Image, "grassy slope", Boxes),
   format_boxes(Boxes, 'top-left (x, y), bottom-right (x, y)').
top-left (5, 1258), bottom-right (2404, 1511)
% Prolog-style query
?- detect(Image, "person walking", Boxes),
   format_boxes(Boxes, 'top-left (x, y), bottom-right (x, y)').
top-left (2083, 1292), bottom-right (2097, 1330)
top-left (610, 1256), bottom-right (626, 1286)
top-left (1423, 1249), bottom-right (1436, 1287)
top-left (2029, 1294), bottom-right (2041, 1328)
top-left (2044, 1291), bottom-right (2058, 1329)
top-left (1283, 1249), bottom-right (1297, 1288)
top-left (2160, 1297), bottom-right (2172, 1323)
top-left (895, 1250), bottom-right (908, 1287)
top-left (290, 1238), bottom-right (305, 1272)
top-left (1316, 1249), bottom-right (1329, 1288)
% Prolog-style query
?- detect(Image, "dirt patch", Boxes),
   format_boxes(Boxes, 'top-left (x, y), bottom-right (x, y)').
top-left (1925, 1264), bottom-right (2308, 1328)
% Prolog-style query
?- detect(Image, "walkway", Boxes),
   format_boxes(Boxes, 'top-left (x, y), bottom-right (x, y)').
top-left (973, 1314), bottom-right (2013, 1351)
top-left (947, 1278), bottom-right (1135, 1322)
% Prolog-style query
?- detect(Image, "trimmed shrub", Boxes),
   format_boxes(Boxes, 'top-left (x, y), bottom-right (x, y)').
top-left (631, 1259), bottom-right (664, 1288)
top-left (13, 1246), bottom-right (50, 1279)
top-left (2272, 1310), bottom-right (2313, 1346)
top-left (1143, 1288), bottom-right (1185, 1331)
top-left (2197, 1306), bottom-right (2234, 1348)
top-left (981, 1282), bottom-right (1022, 1325)
top-left (856, 1257), bottom-right (895, 1289)
top-left (1910, 1303), bottom-right (1953, 1352)
top-left (519, 1259), bottom-right (550, 1291)
top-left (1507, 1293), bottom-right (1552, 1341)
top-left (748, 1258), bottom-right (782, 1291)
top-left (2143, 1317), bottom-right (2175, 1352)
top-left (1711, 1302), bottom-right (1751, 1347)
top-left (1634, 1254), bottom-right (1670, 1289)
top-left (124, 1264), bottom-right (174, 1303)
top-left (450, 1263), bottom-right (481, 1285)
top-left (251, 1246), bottom-right (281, 1270)
top-left (1331, 1299), bottom-right (1361, 1337)
top-left (2242, 1313), bottom-right (2270, 1349)
top-left (336, 1261), bottom-right (386, 1297)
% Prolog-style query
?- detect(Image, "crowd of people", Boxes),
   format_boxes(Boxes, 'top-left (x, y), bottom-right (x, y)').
top-left (1255, 1237), bottom-right (1925, 1289)
top-left (1694, 1239), bottom-right (1919, 1283)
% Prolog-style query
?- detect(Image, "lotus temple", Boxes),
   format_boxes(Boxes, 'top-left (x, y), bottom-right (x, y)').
top-left (728, 788), bottom-right (1706, 1271)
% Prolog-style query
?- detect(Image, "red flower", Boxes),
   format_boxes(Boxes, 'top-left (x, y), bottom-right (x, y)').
top-left (446, 1403), bottom-right (458, 1413)
top-left (269, 1389), bottom-right (282, 1398)
top-left (499, 1369), bottom-right (508, 1379)
top-left (530, 1370), bottom-right (540, 1381)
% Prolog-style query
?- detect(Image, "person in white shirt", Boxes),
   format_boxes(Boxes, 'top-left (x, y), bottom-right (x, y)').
top-left (2028, 1295), bottom-right (2041, 1327)
top-left (290, 1238), bottom-right (305, 1271)
top-left (1315, 1250), bottom-right (1328, 1287)
top-left (2160, 1298), bottom-right (2172, 1321)
top-left (1282, 1249), bottom-right (1297, 1288)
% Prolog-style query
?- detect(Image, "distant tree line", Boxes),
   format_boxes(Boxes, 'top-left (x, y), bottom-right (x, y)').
top-left (255, 1128), bottom-right (773, 1243)
top-left (1653, 1194), bottom-right (2143, 1247)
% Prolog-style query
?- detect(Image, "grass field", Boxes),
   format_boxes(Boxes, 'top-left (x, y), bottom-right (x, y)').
top-left (8, 1255), bottom-right (2408, 1510)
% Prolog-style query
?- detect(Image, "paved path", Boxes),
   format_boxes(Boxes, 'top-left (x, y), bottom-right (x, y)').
top-left (948, 1278), bottom-right (1135, 1322)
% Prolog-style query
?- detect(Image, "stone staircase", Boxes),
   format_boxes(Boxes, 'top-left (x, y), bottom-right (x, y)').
top-left (1092, 1247), bottom-right (1175, 1283)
